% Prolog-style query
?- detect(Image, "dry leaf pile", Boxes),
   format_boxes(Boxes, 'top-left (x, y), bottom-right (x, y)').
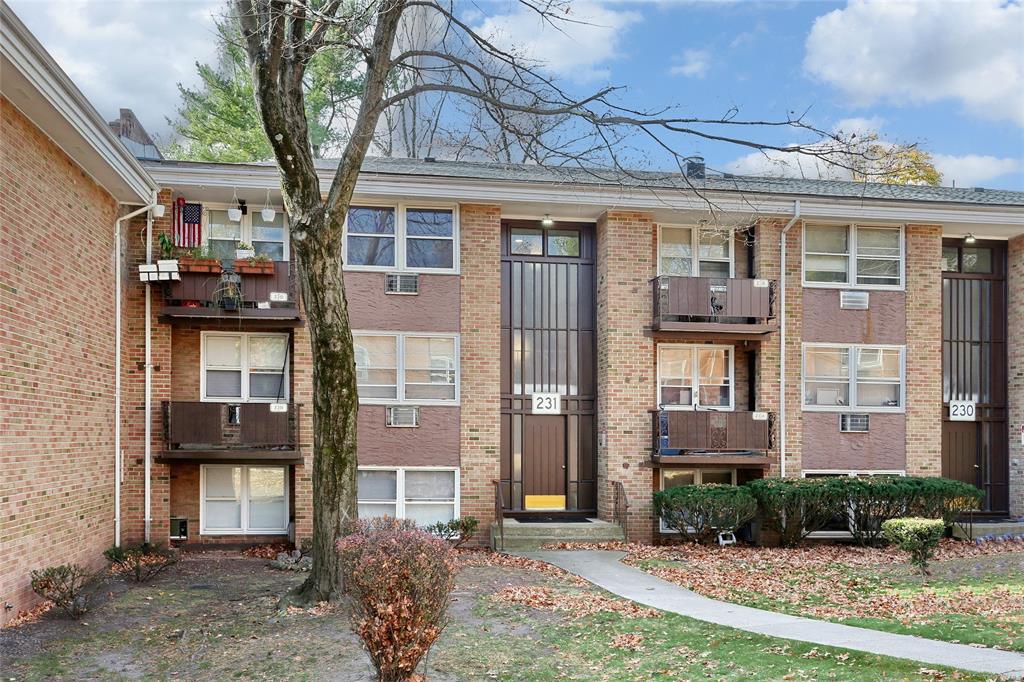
top-left (491, 585), bottom-right (660, 619)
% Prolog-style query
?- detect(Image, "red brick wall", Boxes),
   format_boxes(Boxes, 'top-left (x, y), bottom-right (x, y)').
top-left (0, 97), bottom-right (119, 623)
top-left (1008, 235), bottom-right (1024, 516)
top-left (596, 211), bottom-right (656, 543)
top-left (457, 204), bottom-right (502, 543)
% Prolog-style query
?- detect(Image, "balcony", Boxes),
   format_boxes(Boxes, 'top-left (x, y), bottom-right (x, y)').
top-left (652, 276), bottom-right (776, 336)
top-left (158, 401), bottom-right (302, 463)
top-left (652, 409), bottom-right (772, 467)
top-left (160, 261), bottom-right (301, 326)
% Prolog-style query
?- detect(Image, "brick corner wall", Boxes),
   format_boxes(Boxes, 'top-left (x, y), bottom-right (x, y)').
top-left (1008, 235), bottom-right (1024, 516)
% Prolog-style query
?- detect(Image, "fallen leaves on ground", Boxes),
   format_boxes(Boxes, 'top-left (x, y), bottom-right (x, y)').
top-left (285, 601), bottom-right (335, 617)
top-left (2, 601), bottom-right (53, 628)
top-left (491, 585), bottom-right (660, 619)
top-left (610, 632), bottom-right (645, 651)
top-left (241, 543), bottom-right (292, 560)
top-left (455, 548), bottom-right (566, 575)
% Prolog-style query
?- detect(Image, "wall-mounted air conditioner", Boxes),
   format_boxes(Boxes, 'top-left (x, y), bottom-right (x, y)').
top-left (385, 273), bottom-right (419, 295)
top-left (840, 291), bottom-right (869, 309)
top-left (386, 405), bottom-right (420, 427)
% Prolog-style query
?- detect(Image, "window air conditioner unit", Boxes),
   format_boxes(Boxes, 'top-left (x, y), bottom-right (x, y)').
top-left (385, 273), bottom-right (419, 295)
top-left (386, 405), bottom-right (420, 427)
top-left (839, 413), bottom-right (869, 433)
top-left (840, 291), bottom-right (869, 309)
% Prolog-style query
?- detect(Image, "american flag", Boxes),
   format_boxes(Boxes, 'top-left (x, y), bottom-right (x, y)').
top-left (173, 197), bottom-right (202, 248)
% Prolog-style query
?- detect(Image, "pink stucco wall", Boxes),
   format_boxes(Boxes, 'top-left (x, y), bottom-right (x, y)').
top-left (801, 412), bottom-right (906, 471)
top-left (346, 272), bottom-right (460, 332)
top-left (357, 405), bottom-right (460, 466)
top-left (801, 289), bottom-right (906, 345)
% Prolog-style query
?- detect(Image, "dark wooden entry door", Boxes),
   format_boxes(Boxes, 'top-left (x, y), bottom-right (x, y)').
top-left (941, 239), bottom-right (1008, 514)
top-left (499, 220), bottom-right (597, 512)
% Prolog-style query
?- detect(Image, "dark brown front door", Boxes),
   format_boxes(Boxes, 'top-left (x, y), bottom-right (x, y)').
top-left (499, 220), bottom-right (597, 512)
top-left (941, 239), bottom-right (1008, 513)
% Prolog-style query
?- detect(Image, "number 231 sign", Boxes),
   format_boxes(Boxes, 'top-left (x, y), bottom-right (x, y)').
top-left (531, 393), bottom-right (561, 414)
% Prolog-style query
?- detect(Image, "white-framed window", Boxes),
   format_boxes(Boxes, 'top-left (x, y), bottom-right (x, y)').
top-left (200, 464), bottom-right (289, 535)
top-left (204, 207), bottom-right (288, 261)
top-left (802, 344), bottom-right (904, 412)
top-left (657, 225), bottom-right (734, 278)
top-left (658, 468), bottom-right (737, 533)
top-left (357, 467), bottom-right (459, 527)
top-left (344, 204), bottom-right (458, 273)
top-left (201, 332), bottom-right (289, 402)
top-left (353, 332), bottom-right (458, 404)
top-left (802, 223), bottom-right (903, 289)
top-left (801, 470), bottom-right (906, 538)
top-left (657, 344), bottom-right (734, 410)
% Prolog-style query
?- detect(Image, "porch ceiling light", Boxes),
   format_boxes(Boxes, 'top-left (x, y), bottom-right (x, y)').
top-left (541, 214), bottom-right (554, 227)
top-left (261, 188), bottom-right (276, 222)
top-left (964, 233), bottom-right (976, 244)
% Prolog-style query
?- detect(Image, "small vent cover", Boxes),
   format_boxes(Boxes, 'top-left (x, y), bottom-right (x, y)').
top-left (385, 273), bottom-right (419, 295)
top-left (839, 413), bottom-right (869, 432)
top-left (840, 290), bottom-right (870, 309)
top-left (386, 405), bottom-right (419, 427)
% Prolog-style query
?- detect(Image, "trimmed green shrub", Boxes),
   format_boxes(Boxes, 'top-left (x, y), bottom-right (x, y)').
top-left (653, 484), bottom-right (758, 544)
top-left (817, 475), bottom-right (913, 546)
top-left (745, 478), bottom-right (842, 547)
top-left (30, 564), bottom-right (104, 619)
top-left (902, 477), bottom-right (984, 526)
top-left (882, 517), bottom-right (945, 575)
top-left (424, 516), bottom-right (479, 548)
top-left (104, 542), bottom-right (177, 583)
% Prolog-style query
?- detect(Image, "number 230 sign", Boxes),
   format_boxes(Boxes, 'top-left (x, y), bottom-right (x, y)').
top-left (949, 400), bottom-right (976, 421)
top-left (531, 393), bottom-right (561, 414)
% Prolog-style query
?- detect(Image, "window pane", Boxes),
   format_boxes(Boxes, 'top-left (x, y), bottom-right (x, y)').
top-left (249, 499), bottom-right (286, 529)
top-left (698, 229), bottom-right (730, 260)
top-left (249, 372), bottom-right (285, 399)
top-left (358, 503), bottom-right (397, 519)
top-left (510, 229), bottom-right (543, 255)
top-left (805, 348), bottom-right (850, 378)
top-left (354, 336), bottom-right (397, 398)
top-left (405, 337), bottom-right (455, 371)
top-left (205, 501), bottom-right (241, 529)
top-left (962, 248), bottom-right (992, 274)
top-left (208, 210), bottom-right (242, 240)
top-left (856, 227), bottom-right (900, 257)
top-left (405, 471), bottom-right (456, 500)
top-left (253, 241), bottom-right (284, 261)
top-left (805, 381), bottom-right (850, 406)
top-left (206, 370), bottom-right (242, 398)
top-left (698, 348), bottom-right (729, 384)
top-left (406, 209), bottom-right (453, 237)
top-left (856, 348), bottom-right (900, 379)
top-left (347, 235), bottom-right (394, 267)
top-left (701, 471), bottom-right (732, 485)
top-left (660, 348), bottom-right (694, 407)
top-left (857, 382), bottom-right (900, 407)
top-left (358, 470), bottom-right (397, 500)
top-left (857, 258), bottom-right (900, 285)
top-left (660, 228), bottom-right (693, 276)
top-left (805, 254), bottom-right (849, 282)
top-left (407, 238), bottom-right (453, 269)
top-left (699, 260), bottom-right (730, 278)
top-left (252, 212), bottom-right (286, 241)
top-left (348, 207), bottom-right (395, 234)
top-left (405, 503), bottom-right (455, 526)
top-left (405, 383), bottom-right (456, 400)
top-left (249, 467), bottom-right (285, 498)
top-left (547, 230), bottom-right (580, 257)
top-left (207, 336), bottom-right (241, 367)
top-left (248, 467), bottom-right (286, 530)
top-left (941, 246), bottom-right (960, 272)
top-left (250, 336), bottom-right (287, 369)
top-left (206, 467), bottom-right (241, 498)
top-left (806, 225), bottom-right (849, 253)
top-left (663, 470), bottom-right (695, 489)
top-left (208, 239), bottom-right (237, 260)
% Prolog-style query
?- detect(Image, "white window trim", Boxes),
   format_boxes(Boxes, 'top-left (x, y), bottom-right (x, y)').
top-left (202, 203), bottom-right (289, 261)
top-left (656, 224), bottom-right (736, 278)
top-left (801, 343), bottom-right (905, 413)
top-left (353, 331), bottom-right (460, 406)
top-left (199, 464), bottom-right (290, 535)
top-left (658, 468), bottom-right (738, 533)
top-left (343, 203), bottom-right (460, 274)
top-left (357, 466), bottom-right (460, 523)
top-left (656, 343), bottom-right (736, 411)
top-left (801, 223), bottom-right (905, 290)
top-left (801, 470), bottom-right (906, 539)
top-left (200, 331), bottom-right (291, 403)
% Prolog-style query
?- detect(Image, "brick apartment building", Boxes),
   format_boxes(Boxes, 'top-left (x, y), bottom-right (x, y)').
top-left (3, 0), bottom-right (1024, 624)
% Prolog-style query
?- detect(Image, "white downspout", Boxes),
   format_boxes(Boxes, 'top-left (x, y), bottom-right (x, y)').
top-left (778, 200), bottom-right (801, 479)
top-left (114, 197), bottom-right (159, 547)
top-left (144, 203), bottom-right (154, 543)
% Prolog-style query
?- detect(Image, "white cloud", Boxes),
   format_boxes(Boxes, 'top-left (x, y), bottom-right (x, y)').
top-left (669, 49), bottom-right (711, 79)
top-left (931, 154), bottom-right (1021, 188)
top-left (725, 147), bottom-right (840, 180)
top-left (472, 2), bottom-right (641, 83)
top-left (832, 117), bottom-right (884, 137)
top-left (9, 0), bottom-right (222, 138)
top-left (804, 0), bottom-right (1024, 126)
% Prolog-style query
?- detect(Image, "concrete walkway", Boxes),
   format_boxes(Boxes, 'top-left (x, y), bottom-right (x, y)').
top-left (519, 550), bottom-right (1024, 680)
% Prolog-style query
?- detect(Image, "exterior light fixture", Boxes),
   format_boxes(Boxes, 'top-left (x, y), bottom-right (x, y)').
top-left (227, 188), bottom-right (243, 222)
top-left (261, 189), bottom-right (276, 222)
top-left (964, 233), bottom-right (976, 244)
top-left (541, 214), bottom-right (554, 227)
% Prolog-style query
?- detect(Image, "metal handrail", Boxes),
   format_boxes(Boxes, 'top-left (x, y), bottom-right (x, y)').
top-left (612, 481), bottom-right (629, 535)
top-left (492, 479), bottom-right (504, 552)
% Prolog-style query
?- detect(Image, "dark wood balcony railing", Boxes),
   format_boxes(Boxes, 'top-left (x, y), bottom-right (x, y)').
top-left (161, 261), bottom-right (300, 323)
top-left (653, 409), bottom-right (772, 460)
top-left (652, 276), bottom-right (776, 334)
top-left (161, 401), bottom-right (300, 455)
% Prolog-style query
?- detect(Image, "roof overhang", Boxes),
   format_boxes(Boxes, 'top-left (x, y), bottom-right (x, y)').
top-left (1, 1), bottom-right (157, 204)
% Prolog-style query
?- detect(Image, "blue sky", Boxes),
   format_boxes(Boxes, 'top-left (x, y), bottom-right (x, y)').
top-left (11, 0), bottom-right (1024, 189)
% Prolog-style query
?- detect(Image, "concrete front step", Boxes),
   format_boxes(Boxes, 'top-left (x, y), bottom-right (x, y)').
top-left (490, 518), bottom-right (625, 551)
top-left (952, 519), bottom-right (1024, 541)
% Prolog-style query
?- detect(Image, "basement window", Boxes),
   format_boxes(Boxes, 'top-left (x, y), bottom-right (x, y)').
top-left (356, 468), bottom-right (458, 527)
